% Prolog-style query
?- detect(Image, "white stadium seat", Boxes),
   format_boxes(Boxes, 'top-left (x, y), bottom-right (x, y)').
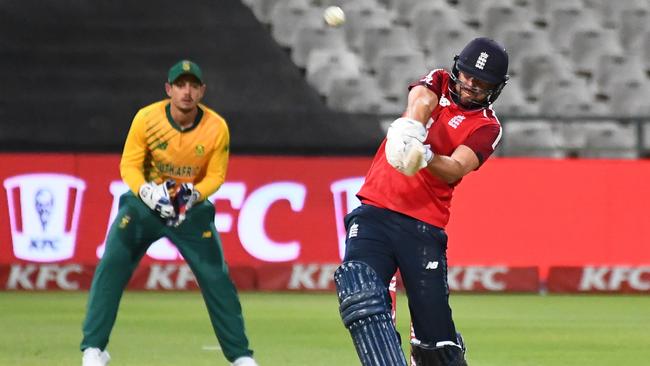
top-left (291, 25), bottom-right (347, 68)
top-left (501, 120), bottom-right (566, 158)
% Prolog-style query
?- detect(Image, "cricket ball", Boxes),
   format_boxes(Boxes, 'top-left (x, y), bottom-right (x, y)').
top-left (323, 6), bottom-right (345, 27)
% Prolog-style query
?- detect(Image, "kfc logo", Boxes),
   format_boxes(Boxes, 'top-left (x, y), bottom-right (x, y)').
top-left (4, 174), bottom-right (86, 262)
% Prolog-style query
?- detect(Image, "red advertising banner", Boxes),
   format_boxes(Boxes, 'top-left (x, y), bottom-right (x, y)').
top-left (0, 263), bottom-right (538, 292)
top-left (547, 266), bottom-right (650, 293)
top-left (1, 153), bottom-right (649, 283)
top-left (257, 264), bottom-right (539, 292)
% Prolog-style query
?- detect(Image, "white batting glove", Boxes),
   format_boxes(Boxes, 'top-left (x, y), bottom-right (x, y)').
top-left (385, 117), bottom-right (428, 170)
top-left (402, 140), bottom-right (434, 172)
top-left (391, 117), bottom-right (427, 143)
top-left (386, 126), bottom-right (407, 170)
top-left (139, 181), bottom-right (175, 219)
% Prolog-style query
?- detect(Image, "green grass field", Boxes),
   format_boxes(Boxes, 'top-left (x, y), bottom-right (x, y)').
top-left (1, 292), bottom-right (649, 365)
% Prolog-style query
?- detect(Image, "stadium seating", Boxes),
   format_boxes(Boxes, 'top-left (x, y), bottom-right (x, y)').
top-left (270, 1), bottom-right (321, 47)
top-left (240, 0), bottom-right (650, 158)
top-left (375, 51), bottom-right (427, 104)
top-left (291, 25), bottom-right (347, 68)
top-left (360, 25), bottom-right (416, 71)
top-left (517, 53), bottom-right (573, 101)
top-left (568, 27), bottom-right (623, 77)
top-left (8, 0), bottom-right (650, 157)
top-left (342, 6), bottom-right (393, 52)
top-left (410, 3), bottom-right (465, 52)
top-left (494, 78), bottom-right (539, 116)
top-left (306, 49), bottom-right (362, 96)
top-left (454, 0), bottom-right (489, 26)
top-left (619, 7), bottom-right (650, 52)
top-left (327, 75), bottom-right (389, 113)
top-left (502, 27), bottom-right (553, 75)
top-left (594, 54), bottom-right (646, 97)
top-left (590, 0), bottom-right (648, 29)
top-left (421, 25), bottom-right (478, 69)
top-left (480, 2), bottom-right (530, 43)
top-left (581, 121), bottom-right (639, 158)
top-left (500, 120), bottom-right (566, 158)
top-left (548, 5), bottom-right (600, 55)
top-left (3, 0), bottom-right (385, 153)
top-left (608, 79), bottom-right (650, 117)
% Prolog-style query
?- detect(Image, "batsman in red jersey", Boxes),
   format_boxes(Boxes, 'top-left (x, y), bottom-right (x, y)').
top-left (334, 38), bottom-right (509, 366)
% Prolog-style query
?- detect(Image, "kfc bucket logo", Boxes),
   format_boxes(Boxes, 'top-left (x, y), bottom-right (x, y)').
top-left (4, 174), bottom-right (86, 262)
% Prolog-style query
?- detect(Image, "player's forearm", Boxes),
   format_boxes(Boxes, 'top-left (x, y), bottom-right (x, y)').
top-left (426, 145), bottom-right (479, 184)
top-left (404, 86), bottom-right (437, 124)
top-left (426, 155), bottom-right (466, 184)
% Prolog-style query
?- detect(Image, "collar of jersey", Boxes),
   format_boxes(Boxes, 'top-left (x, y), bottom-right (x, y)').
top-left (165, 102), bottom-right (204, 132)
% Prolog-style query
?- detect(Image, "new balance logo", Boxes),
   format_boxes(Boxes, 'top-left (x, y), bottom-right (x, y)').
top-left (348, 223), bottom-right (359, 239)
top-left (475, 52), bottom-right (489, 70)
top-left (425, 261), bottom-right (439, 270)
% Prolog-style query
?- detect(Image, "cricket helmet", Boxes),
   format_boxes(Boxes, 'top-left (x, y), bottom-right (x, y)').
top-left (449, 37), bottom-right (509, 108)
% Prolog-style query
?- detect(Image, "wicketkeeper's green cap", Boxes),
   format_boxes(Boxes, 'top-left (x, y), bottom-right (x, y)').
top-left (168, 60), bottom-right (203, 84)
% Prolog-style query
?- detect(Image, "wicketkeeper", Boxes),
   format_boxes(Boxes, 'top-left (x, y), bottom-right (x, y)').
top-left (80, 60), bottom-right (258, 366)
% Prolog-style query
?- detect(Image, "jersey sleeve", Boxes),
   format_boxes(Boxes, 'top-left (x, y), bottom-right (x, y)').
top-left (194, 121), bottom-right (230, 199)
top-left (462, 123), bottom-right (502, 167)
top-left (119, 109), bottom-right (148, 195)
top-left (409, 69), bottom-right (444, 98)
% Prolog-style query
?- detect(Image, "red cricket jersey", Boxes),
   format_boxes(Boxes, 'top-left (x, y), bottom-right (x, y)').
top-left (357, 69), bottom-right (502, 229)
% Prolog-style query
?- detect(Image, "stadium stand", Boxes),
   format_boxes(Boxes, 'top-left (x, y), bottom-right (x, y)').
top-left (359, 26), bottom-right (416, 71)
top-left (502, 27), bottom-right (554, 76)
top-left (341, 6), bottom-right (393, 53)
top-left (305, 49), bottom-right (362, 96)
top-left (375, 51), bottom-right (428, 105)
top-left (568, 28), bottom-right (624, 77)
top-left (1, 0), bottom-right (384, 154)
top-left (422, 25), bottom-right (478, 69)
top-left (581, 121), bottom-right (639, 158)
top-left (291, 25), bottom-right (348, 68)
top-left (269, 0), bottom-right (315, 47)
top-left (327, 75), bottom-right (385, 113)
top-left (480, 1), bottom-right (529, 43)
top-left (410, 3), bottom-right (465, 52)
top-left (500, 120), bottom-right (566, 158)
top-left (4, 0), bottom-right (650, 157)
top-left (619, 7), bottom-right (649, 51)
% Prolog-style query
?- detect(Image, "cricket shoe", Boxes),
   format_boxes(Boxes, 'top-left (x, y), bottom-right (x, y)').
top-left (231, 356), bottom-right (259, 366)
top-left (82, 347), bottom-right (110, 366)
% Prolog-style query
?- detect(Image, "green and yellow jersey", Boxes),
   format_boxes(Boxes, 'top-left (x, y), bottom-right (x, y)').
top-left (120, 100), bottom-right (230, 200)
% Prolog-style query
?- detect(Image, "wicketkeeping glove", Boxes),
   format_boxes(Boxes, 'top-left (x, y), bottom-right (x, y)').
top-left (139, 181), bottom-right (176, 219)
top-left (166, 183), bottom-right (200, 227)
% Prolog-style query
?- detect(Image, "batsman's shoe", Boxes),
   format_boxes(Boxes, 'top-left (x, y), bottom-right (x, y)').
top-left (231, 356), bottom-right (258, 366)
top-left (82, 347), bottom-right (110, 366)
